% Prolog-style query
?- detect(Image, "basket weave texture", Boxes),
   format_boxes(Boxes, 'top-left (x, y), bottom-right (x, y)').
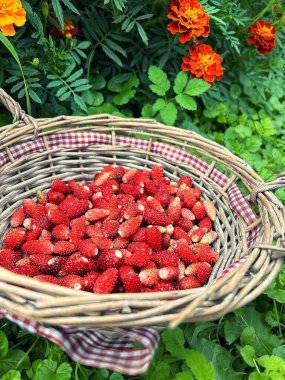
top-left (0, 88), bottom-right (284, 328)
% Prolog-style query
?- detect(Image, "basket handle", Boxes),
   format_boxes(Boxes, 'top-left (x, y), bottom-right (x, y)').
top-left (250, 172), bottom-right (285, 202)
top-left (0, 88), bottom-right (39, 137)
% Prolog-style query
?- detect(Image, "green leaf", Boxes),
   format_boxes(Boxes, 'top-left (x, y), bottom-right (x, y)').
top-left (148, 363), bottom-right (171, 380)
top-left (92, 75), bottom-right (106, 90)
top-left (160, 102), bottom-right (177, 125)
top-left (257, 355), bottom-right (285, 374)
top-left (148, 66), bottom-right (170, 96)
top-left (141, 104), bottom-right (154, 118)
top-left (240, 326), bottom-right (256, 345)
top-left (153, 99), bottom-right (166, 112)
top-left (66, 69), bottom-right (83, 83)
top-left (51, 0), bottom-right (64, 28)
top-left (113, 75), bottom-right (139, 105)
top-left (174, 72), bottom-right (188, 94)
top-left (230, 84), bottom-right (242, 99)
top-left (0, 331), bottom-right (8, 358)
top-left (109, 373), bottom-right (125, 380)
top-left (273, 346), bottom-right (285, 360)
top-left (0, 350), bottom-right (30, 372)
top-left (0, 370), bottom-right (21, 380)
top-left (33, 359), bottom-right (72, 380)
top-left (161, 327), bottom-right (186, 360)
top-left (240, 345), bottom-right (256, 367)
top-left (82, 91), bottom-right (104, 106)
top-left (185, 349), bottom-right (216, 380)
top-left (174, 373), bottom-right (194, 380)
top-left (175, 94), bottom-right (197, 111)
top-left (29, 89), bottom-right (42, 104)
top-left (185, 79), bottom-right (210, 96)
top-left (61, 0), bottom-right (80, 14)
top-left (73, 94), bottom-right (87, 112)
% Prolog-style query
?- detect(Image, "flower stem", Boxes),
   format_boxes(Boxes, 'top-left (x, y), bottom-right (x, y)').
top-left (249, 0), bottom-right (276, 27)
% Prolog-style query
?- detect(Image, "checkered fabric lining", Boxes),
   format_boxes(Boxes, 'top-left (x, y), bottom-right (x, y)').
top-left (0, 130), bottom-right (261, 373)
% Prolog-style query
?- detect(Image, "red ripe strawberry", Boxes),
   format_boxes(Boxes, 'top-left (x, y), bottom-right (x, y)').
top-left (154, 281), bottom-right (176, 292)
top-left (151, 251), bottom-right (179, 267)
top-left (166, 183), bottom-right (178, 195)
top-left (146, 196), bottom-right (164, 213)
top-left (70, 217), bottom-right (87, 240)
top-left (130, 227), bottom-right (146, 242)
top-left (94, 171), bottom-right (111, 186)
top-left (185, 262), bottom-right (212, 284)
top-left (176, 184), bottom-right (188, 199)
top-left (181, 208), bottom-right (195, 220)
top-left (52, 224), bottom-right (70, 241)
top-left (159, 266), bottom-right (179, 281)
top-left (54, 241), bottom-right (76, 255)
top-left (125, 242), bottom-right (151, 267)
top-left (176, 217), bottom-right (193, 231)
top-left (85, 224), bottom-right (103, 238)
top-left (106, 166), bottom-right (126, 181)
top-left (26, 228), bottom-right (42, 241)
top-left (167, 197), bottom-right (182, 222)
top-left (178, 260), bottom-right (186, 280)
top-left (133, 171), bottom-right (150, 186)
top-left (113, 236), bottom-right (129, 249)
top-left (37, 190), bottom-right (48, 205)
top-left (143, 261), bottom-right (157, 270)
top-left (22, 240), bottom-right (54, 255)
top-left (45, 203), bottom-right (58, 213)
top-left (47, 208), bottom-right (70, 226)
top-left (59, 253), bottom-right (92, 276)
top-left (101, 179), bottom-right (119, 199)
top-left (60, 197), bottom-right (89, 218)
top-left (0, 249), bottom-right (22, 269)
top-left (60, 275), bottom-right (85, 290)
top-left (155, 191), bottom-right (171, 207)
top-left (102, 219), bottom-right (119, 238)
top-left (33, 206), bottom-right (50, 230)
top-left (85, 209), bottom-right (110, 221)
top-left (121, 201), bottom-right (138, 220)
top-left (15, 257), bottom-right (32, 266)
top-left (203, 200), bottom-right (216, 221)
top-left (10, 208), bottom-right (26, 227)
top-left (83, 271), bottom-right (100, 292)
top-left (173, 226), bottom-right (191, 244)
top-left (92, 236), bottom-right (113, 250)
top-left (68, 180), bottom-right (92, 200)
top-left (193, 188), bottom-right (201, 200)
top-left (189, 228), bottom-right (205, 243)
top-left (145, 226), bottom-right (162, 252)
top-left (139, 268), bottom-right (159, 286)
top-left (174, 241), bottom-right (197, 263)
top-left (179, 275), bottom-right (201, 290)
top-left (196, 249), bottom-right (218, 264)
top-left (92, 196), bottom-right (108, 209)
top-left (144, 179), bottom-right (158, 196)
top-left (150, 165), bottom-right (164, 179)
top-left (162, 233), bottom-right (171, 250)
top-left (198, 217), bottom-right (212, 233)
top-left (23, 199), bottom-right (37, 217)
top-left (144, 208), bottom-right (171, 227)
top-left (122, 168), bottom-right (137, 183)
top-left (39, 229), bottom-right (52, 241)
top-left (200, 231), bottom-right (218, 244)
top-left (4, 228), bottom-right (26, 249)
top-left (96, 249), bottom-right (124, 271)
top-left (119, 265), bottom-right (141, 292)
top-left (153, 177), bottom-right (170, 189)
top-left (118, 215), bottom-right (142, 238)
top-left (47, 191), bottom-right (65, 204)
top-left (93, 268), bottom-right (118, 294)
top-left (183, 189), bottom-right (197, 208)
top-left (35, 275), bottom-right (59, 285)
top-left (120, 183), bottom-right (141, 199)
top-left (31, 255), bottom-right (64, 274)
top-left (178, 175), bottom-right (192, 187)
top-left (75, 239), bottom-right (98, 257)
top-left (51, 179), bottom-right (71, 194)
top-left (12, 265), bottom-right (39, 277)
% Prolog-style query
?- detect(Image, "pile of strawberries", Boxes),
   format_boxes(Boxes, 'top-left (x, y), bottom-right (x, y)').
top-left (0, 165), bottom-right (218, 294)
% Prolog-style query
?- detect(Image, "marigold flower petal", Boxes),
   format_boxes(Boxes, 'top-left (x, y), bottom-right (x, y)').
top-left (0, 23), bottom-right (15, 36)
top-left (0, 0), bottom-right (26, 35)
top-left (247, 20), bottom-right (276, 54)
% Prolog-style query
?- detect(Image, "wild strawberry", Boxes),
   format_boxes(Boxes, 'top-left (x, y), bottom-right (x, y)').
top-left (118, 215), bottom-right (143, 238)
top-left (181, 208), bottom-right (195, 220)
top-left (174, 241), bottom-right (197, 263)
top-left (75, 239), bottom-right (98, 258)
top-left (101, 179), bottom-right (119, 199)
top-left (0, 249), bottom-right (22, 269)
top-left (121, 202), bottom-right (138, 219)
top-left (54, 241), bottom-right (76, 255)
top-left (31, 255), bottom-right (64, 274)
top-left (193, 188), bottom-right (201, 200)
top-left (34, 275), bottom-right (59, 285)
top-left (68, 180), bottom-right (92, 200)
top-left (203, 200), bottom-right (216, 221)
top-left (166, 183), bottom-right (178, 195)
top-left (45, 203), bottom-right (58, 213)
top-left (85, 224), bottom-right (103, 239)
top-left (26, 228), bottom-right (42, 241)
top-left (178, 175), bottom-right (192, 187)
top-left (83, 271), bottom-right (100, 292)
top-left (22, 240), bottom-right (53, 255)
top-left (39, 229), bottom-right (52, 241)
top-left (60, 197), bottom-right (89, 218)
top-left (145, 226), bottom-right (162, 252)
top-left (191, 202), bottom-right (206, 220)
top-left (176, 217), bottom-right (193, 231)
top-left (94, 171), bottom-right (111, 186)
top-left (179, 275), bottom-right (201, 290)
top-left (10, 208), bottom-right (26, 227)
top-left (159, 266), bottom-right (179, 281)
top-left (153, 177), bottom-right (170, 189)
top-left (37, 190), bottom-right (48, 205)
top-left (47, 208), bottom-right (70, 226)
top-left (60, 275), bottom-right (85, 290)
top-left (173, 226), bottom-right (192, 244)
top-left (93, 268), bottom-right (118, 294)
top-left (144, 208), bottom-right (171, 226)
top-left (59, 253), bottom-right (92, 276)
top-left (70, 217), bottom-right (87, 241)
top-left (130, 227), bottom-right (146, 242)
top-left (85, 209), bottom-right (110, 221)
top-left (151, 251), bottom-right (179, 267)
top-left (198, 218), bottom-right (212, 233)
top-left (102, 219), bottom-right (119, 238)
top-left (122, 168), bottom-right (137, 183)
top-left (97, 249), bottom-right (124, 271)
top-left (150, 165), bottom-right (164, 179)
top-left (154, 281), bottom-right (176, 292)
top-left (92, 236), bottom-right (113, 249)
top-left (12, 265), bottom-right (39, 277)
top-left (106, 165), bottom-right (126, 181)
top-left (155, 191), bottom-right (171, 207)
top-left (139, 268), bottom-right (159, 287)
top-left (176, 184), bottom-right (188, 198)
top-left (16, 257), bottom-right (32, 267)
top-left (178, 260), bottom-right (185, 280)
top-left (47, 191), bottom-right (65, 204)
top-left (185, 262), bottom-right (212, 284)
top-left (200, 231), bottom-right (218, 244)
top-left (113, 236), bottom-right (129, 249)
top-left (144, 179), bottom-right (158, 196)
top-left (196, 249), bottom-right (218, 264)
top-left (92, 196), bottom-right (108, 209)
top-left (4, 228), bottom-right (26, 249)
top-left (23, 199), bottom-right (37, 217)
top-left (133, 171), bottom-right (150, 186)
top-left (162, 233), bottom-right (171, 249)
top-left (146, 196), bottom-right (164, 213)
top-left (120, 183), bottom-right (141, 199)
top-left (119, 265), bottom-right (141, 292)
top-left (167, 197), bottom-right (182, 222)
top-left (51, 179), bottom-right (71, 194)
top-left (52, 225), bottom-right (70, 241)
top-left (125, 242), bottom-right (151, 267)
top-left (33, 207), bottom-right (50, 230)
top-left (183, 189), bottom-right (197, 208)
top-left (189, 228), bottom-right (205, 243)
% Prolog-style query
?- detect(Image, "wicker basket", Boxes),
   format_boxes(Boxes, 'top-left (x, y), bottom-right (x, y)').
top-left (0, 88), bottom-right (284, 329)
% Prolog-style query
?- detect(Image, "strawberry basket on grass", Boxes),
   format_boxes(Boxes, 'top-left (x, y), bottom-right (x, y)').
top-left (0, 88), bottom-right (285, 374)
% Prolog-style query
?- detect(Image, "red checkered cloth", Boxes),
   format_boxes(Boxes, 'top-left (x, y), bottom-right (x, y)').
top-left (0, 130), bottom-right (260, 373)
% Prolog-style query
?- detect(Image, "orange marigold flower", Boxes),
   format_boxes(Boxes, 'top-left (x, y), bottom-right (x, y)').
top-left (0, 0), bottom-right (26, 36)
top-left (247, 20), bottom-right (276, 54)
top-left (167, 0), bottom-right (210, 43)
top-left (181, 44), bottom-right (223, 86)
top-left (50, 19), bottom-right (79, 39)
